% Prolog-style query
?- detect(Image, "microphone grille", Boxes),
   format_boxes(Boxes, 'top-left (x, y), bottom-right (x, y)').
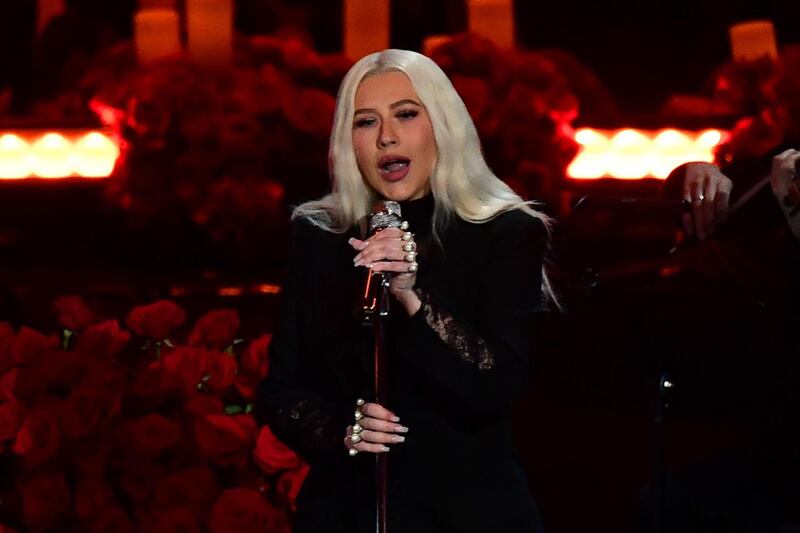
top-left (368, 201), bottom-right (403, 234)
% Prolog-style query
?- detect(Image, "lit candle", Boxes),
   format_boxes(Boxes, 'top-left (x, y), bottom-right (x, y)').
top-left (37, 0), bottom-right (65, 35)
top-left (344, 0), bottom-right (390, 60)
top-left (729, 19), bottom-right (778, 62)
top-left (134, 8), bottom-right (182, 65)
top-left (186, 0), bottom-right (233, 68)
top-left (467, 0), bottom-right (514, 49)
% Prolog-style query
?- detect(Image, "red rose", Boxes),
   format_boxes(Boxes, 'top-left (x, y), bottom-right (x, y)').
top-left (89, 505), bottom-right (134, 533)
top-left (0, 368), bottom-right (18, 403)
top-left (38, 349), bottom-right (89, 391)
top-left (120, 462), bottom-right (167, 503)
top-left (0, 401), bottom-right (24, 441)
top-left (21, 472), bottom-right (70, 530)
top-left (12, 409), bottom-right (60, 467)
top-left (130, 361), bottom-right (178, 403)
top-left (281, 87), bottom-right (335, 138)
top-left (147, 507), bottom-right (200, 533)
top-left (254, 425), bottom-right (301, 474)
top-left (210, 488), bottom-right (282, 533)
top-left (276, 463), bottom-right (310, 512)
top-left (163, 347), bottom-right (238, 395)
top-left (187, 309), bottom-right (240, 350)
top-left (235, 334), bottom-right (271, 399)
top-left (11, 327), bottom-right (58, 365)
top-left (59, 384), bottom-right (121, 440)
top-left (185, 392), bottom-right (224, 416)
top-left (74, 477), bottom-right (116, 520)
top-left (0, 323), bottom-right (14, 374)
top-left (71, 435), bottom-right (110, 477)
top-left (194, 414), bottom-right (257, 467)
top-left (77, 320), bottom-right (131, 358)
top-left (154, 465), bottom-right (218, 509)
top-left (53, 295), bottom-right (102, 331)
top-left (119, 413), bottom-right (180, 457)
top-left (125, 300), bottom-right (186, 340)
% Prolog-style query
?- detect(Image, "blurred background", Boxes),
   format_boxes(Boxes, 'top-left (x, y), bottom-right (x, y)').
top-left (0, 1), bottom-right (798, 532)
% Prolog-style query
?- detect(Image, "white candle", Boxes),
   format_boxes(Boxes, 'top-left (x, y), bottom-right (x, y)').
top-left (468, 0), bottom-right (514, 49)
top-left (134, 8), bottom-right (182, 65)
top-left (344, 0), bottom-right (390, 61)
top-left (729, 19), bottom-right (778, 62)
top-left (37, 0), bottom-right (65, 35)
top-left (186, 0), bottom-right (233, 68)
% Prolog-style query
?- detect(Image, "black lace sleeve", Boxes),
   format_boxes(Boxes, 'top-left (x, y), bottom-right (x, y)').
top-left (400, 213), bottom-right (547, 418)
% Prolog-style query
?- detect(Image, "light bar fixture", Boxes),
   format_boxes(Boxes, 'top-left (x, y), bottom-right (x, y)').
top-left (0, 130), bottom-right (120, 180)
top-left (567, 128), bottom-right (727, 180)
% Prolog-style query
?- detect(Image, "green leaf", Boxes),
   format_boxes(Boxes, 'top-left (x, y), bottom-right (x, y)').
top-left (225, 405), bottom-right (244, 415)
top-left (244, 403), bottom-right (254, 414)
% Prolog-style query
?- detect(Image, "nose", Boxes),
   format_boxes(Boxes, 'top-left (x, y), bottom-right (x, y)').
top-left (378, 122), bottom-right (397, 148)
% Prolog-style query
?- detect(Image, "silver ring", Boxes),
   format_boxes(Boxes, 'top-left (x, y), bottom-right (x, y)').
top-left (349, 432), bottom-right (363, 444)
top-left (354, 409), bottom-right (364, 421)
top-left (349, 447), bottom-right (358, 457)
top-left (352, 423), bottom-right (363, 434)
top-left (401, 232), bottom-right (413, 242)
top-left (696, 194), bottom-right (705, 202)
top-left (402, 242), bottom-right (414, 252)
top-left (400, 221), bottom-right (410, 231)
top-left (408, 262), bottom-right (418, 273)
top-left (404, 252), bottom-right (417, 263)
top-left (356, 398), bottom-right (365, 406)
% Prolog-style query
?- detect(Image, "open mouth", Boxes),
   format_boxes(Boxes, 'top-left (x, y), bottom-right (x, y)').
top-left (379, 156), bottom-right (411, 174)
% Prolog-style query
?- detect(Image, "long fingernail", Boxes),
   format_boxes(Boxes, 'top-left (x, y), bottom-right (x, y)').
top-left (392, 435), bottom-right (405, 443)
top-left (390, 416), bottom-right (400, 422)
top-left (380, 446), bottom-right (390, 452)
top-left (396, 425), bottom-right (409, 433)
top-left (353, 254), bottom-right (361, 263)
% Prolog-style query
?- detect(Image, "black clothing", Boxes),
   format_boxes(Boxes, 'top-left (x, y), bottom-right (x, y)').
top-left (256, 194), bottom-right (547, 532)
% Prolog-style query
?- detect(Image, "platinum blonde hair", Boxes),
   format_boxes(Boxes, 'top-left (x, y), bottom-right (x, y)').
top-left (293, 49), bottom-right (556, 303)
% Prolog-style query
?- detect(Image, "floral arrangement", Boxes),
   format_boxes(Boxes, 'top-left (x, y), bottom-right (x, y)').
top-left (662, 44), bottom-right (800, 164)
top-left (0, 296), bottom-right (304, 532)
top-left (429, 33), bottom-right (617, 201)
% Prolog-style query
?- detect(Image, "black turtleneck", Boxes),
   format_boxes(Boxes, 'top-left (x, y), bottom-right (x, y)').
top-left (256, 195), bottom-right (548, 533)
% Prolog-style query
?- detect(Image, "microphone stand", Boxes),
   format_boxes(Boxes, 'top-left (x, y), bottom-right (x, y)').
top-left (362, 270), bottom-right (391, 533)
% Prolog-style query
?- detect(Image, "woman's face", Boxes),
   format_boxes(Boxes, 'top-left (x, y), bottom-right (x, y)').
top-left (352, 71), bottom-right (437, 202)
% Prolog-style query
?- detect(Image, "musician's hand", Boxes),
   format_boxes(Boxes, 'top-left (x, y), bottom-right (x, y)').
top-left (344, 402), bottom-right (408, 455)
top-left (349, 227), bottom-right (421, 315)
top-left (771, 148), bottom-right (800, 190)
top-left (682, 162), bottom-right (733, 240)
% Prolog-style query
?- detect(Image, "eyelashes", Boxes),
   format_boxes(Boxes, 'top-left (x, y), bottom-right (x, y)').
top-left (353, 109), bottom-right (419, 129)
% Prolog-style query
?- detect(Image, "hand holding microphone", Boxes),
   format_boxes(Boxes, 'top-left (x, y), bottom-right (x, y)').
top-left (349, 201), bottom-right (420, 314)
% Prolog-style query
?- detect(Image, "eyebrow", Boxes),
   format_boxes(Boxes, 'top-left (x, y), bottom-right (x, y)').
top-left (354, 99), bottom-right (423, 116)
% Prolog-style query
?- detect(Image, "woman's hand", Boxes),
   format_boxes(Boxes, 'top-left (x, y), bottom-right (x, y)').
top-left (681, 162), bottom-right (734, 240)
top-left (349, 227), bottom-right (421, 315)
top-left (343, 402), bottom-right (408, 455)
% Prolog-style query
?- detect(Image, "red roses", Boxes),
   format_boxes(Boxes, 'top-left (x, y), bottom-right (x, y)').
top-left (0, 296), bottom-right (302, 531)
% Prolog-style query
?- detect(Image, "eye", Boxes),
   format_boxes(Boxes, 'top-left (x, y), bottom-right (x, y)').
top-left (396, 109), bottom-right (419, 120)
top-left (353, 117), bottom-right (376, 128)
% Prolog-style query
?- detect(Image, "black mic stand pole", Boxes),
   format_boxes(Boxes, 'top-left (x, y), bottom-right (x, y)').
top-left (362, 270), bottom-right (391, 533)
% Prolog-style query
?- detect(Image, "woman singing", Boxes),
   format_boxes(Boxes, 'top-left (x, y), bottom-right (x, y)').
top-left (256, 49), bottom-right (551, 533)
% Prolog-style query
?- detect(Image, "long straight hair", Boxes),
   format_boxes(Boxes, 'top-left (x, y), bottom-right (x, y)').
top-left (293, 49), bottom-right (556, 304)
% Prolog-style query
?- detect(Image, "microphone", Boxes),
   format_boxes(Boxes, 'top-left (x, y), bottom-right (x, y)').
top-left (361, 201), bottom-right (402, 322)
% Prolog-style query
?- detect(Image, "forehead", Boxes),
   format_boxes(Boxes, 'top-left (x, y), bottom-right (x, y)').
top-left (354, 71), bottom-right (418, 107)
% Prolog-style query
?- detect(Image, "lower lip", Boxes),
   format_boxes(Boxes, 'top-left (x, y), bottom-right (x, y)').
top-left (380, 163), bottom-right (410, 182)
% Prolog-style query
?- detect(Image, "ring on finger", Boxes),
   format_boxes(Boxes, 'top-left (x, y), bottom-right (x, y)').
top-left (349, 432), bottom-right (363, 444)
top-left (404, 252), bottom-right (417, 263)
top-left (401, 232), bottom-right (413, 242)
top-left (695, 193), bottom-right (705, 202)
top-left (402, 242), bottom-right (414, 252)
top-left (408, 262), bottom-right (418, 273)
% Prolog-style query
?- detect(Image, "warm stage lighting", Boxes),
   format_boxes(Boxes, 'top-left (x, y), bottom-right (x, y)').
top-left (567, 128), bottom-right (727, 180)
top-left (0, 130), bottom-right (120, 180)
